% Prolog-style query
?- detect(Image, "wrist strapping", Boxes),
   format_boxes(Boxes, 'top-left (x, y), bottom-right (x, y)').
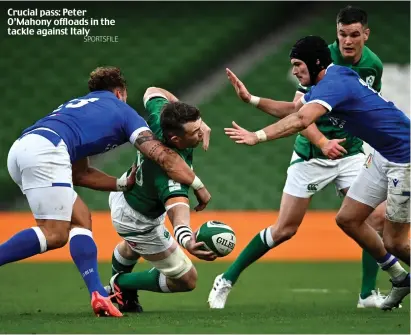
top-left (249, 95), bottom-right (261, 107)
top-left (116, 176), bottom-right (128, 191)
top-left (174, 225), bottom-right (193, 249)
top-left (190, 175), bottom-right (204, 190)
top-left (255, 130), bottom-right (267, 142)
top-left (317, 136), bottom-right (329, 148)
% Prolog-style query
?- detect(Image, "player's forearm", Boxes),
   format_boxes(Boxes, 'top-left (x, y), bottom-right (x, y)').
top-left (166, 199), bottom-right (192, 248)
top-left (145, 87), bottom-right (178, 103)
top-left (260, 113), bottom-right (307, 141)
top-left (135, 132), bottom-right (203, 188)
top-left (300, 123), bottom-right (328, 148)
top-left (256, 98), bottom-right (298, 119)
top-left (73, 167), bottom-right (117, 191)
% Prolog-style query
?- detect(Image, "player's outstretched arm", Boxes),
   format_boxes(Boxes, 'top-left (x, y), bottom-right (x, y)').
top-left (144, 87), bottom-right (179, 103)
top-left (226, 68), bottom-right (300, 118)
top-left (134, 130), bottom-right (211, 210)
top-left (166, 197), bottom-right (217, 261)
top-left (300, 124), bottom-right (347, 159)
top-left (72, 158), bottom-right (137, 191)
top-left (224, 103), bottom-right (328, 145)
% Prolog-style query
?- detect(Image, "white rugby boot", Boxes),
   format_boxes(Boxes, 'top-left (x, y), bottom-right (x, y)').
top-left (208, 274), bottom-right (232, 309)
top-left (357, 289), bottom-right (386, 308)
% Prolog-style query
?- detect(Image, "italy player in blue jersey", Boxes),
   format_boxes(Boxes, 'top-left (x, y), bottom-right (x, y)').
top-left (224, 36), bottom-right (410, 310)
top-left (4, 67), bottom-right (211, 317)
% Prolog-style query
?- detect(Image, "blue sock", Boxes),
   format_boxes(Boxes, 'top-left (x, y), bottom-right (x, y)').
top-left (69, 228), bottom-right (107, 297)
top-left (0, 228), bottom-right (47, 265)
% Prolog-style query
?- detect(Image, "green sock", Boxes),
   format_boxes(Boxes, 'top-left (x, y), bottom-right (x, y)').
top-left (360, 249), bottom-right (379, 299)
top-left (111, 248), bottom-right (137, 276)
top-left (223, 228), bottom-right (275, 285)
top-left (117, 268), bottom-right (167, 292)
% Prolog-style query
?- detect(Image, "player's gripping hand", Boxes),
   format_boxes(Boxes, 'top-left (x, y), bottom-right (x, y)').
top-left (126, 164), bottom-right (138, 190)
top-left (321, 138), bottom-right (347, 159)
top-left (224, 121), bottom-right (259, 146)
top-left (226, 68), bottom-right (251, 103)
top-left (186, 235), bottom-right (217, 261)
top-left (194, 187), bottom-right (211, 212)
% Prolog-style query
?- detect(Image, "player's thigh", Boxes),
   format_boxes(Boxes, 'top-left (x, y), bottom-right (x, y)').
top-left (336, 195), bottom-right (376, 228)
top-left (333, 153), bottom-right (366, 193)
top-left (283, 152), bottom-right (337, 198)
top-left (383, 159), bottom-right (410, 224)
top-left (346, 151), bottom-right (387, 215)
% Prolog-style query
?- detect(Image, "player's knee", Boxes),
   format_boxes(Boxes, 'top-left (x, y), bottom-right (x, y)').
top-left (335, 212), bottom-right (356, 231)
top-left (272, 225), bottom-right (298, 244)
top-left (365, 206), bottom-right (385, 233)
top-left (177, 267), bottom-right (197, 292)
top-left (383, 238), bottom-right (407, 258)
top-left (38, 221), bottom-right (70, 249)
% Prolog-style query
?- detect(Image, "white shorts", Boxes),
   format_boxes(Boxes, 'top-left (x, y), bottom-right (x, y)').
top-left (283, 151), bottom-right (366, 198)
top-left (109, 191), bottom-right (173, 255)
top-left (347, 150), bottom-right (410, 223)
top-left (7, 129), bottom-right (77, 221)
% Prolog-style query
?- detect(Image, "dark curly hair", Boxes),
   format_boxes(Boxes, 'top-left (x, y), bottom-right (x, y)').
top-left (88, 66), bottom-right (127, 92)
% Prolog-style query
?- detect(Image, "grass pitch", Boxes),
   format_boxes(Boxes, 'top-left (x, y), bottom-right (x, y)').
top-left (0, 262), bottom-right (409, 333)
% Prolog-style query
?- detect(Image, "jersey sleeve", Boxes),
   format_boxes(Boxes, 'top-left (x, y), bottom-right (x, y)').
top-left (144, 94), bottom-right (168, 116)
top-left (302, 76), bottom-right (349, 112)
top-left (122, 104), bottom-right (151, 145)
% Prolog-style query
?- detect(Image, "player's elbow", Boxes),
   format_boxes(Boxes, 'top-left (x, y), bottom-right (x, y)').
top-left (297, 112), bottom-right (313, 129)
top-left (72, 168), bottom-right (92, 186)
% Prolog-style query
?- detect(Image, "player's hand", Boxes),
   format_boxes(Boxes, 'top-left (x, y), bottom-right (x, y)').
top-left (321, 138), bottom-right (347, 159)
top-left (193, 187), bottom-right (211, 211)
top-left (226, 68), bottom-right (251, 103)
top-left (201, 122), bottom-right (211, 151)
top-left (126, 164), bottom-right (137, 190)
top-left (185, 235), bottom-right (217, 261)
top-left (224, 121), bottom-right (259, 146)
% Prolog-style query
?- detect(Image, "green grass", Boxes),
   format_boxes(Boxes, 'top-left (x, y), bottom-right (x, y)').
top-left (0, 262), bottom-right (409, 333)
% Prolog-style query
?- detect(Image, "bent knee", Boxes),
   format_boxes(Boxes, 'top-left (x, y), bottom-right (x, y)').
top-left (384, 239), bottom-right (408, 257)
top-left (178, 267), bottom-right (197, 291)
top-left (272, 225), bottom-right (298, 244)
top-left (38, 221), bottom-right (70, 249)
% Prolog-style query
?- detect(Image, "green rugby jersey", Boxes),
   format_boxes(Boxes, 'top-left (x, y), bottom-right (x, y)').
top-left (294, 40), bottom-right (383, 161)
top-left (123, 96), bottom-right (193, 219)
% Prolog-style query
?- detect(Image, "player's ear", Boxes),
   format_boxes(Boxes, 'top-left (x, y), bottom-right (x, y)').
top-left (363, 27), bottom-right (370, 42)
top-left (169, 134), bottom-right (179, 145)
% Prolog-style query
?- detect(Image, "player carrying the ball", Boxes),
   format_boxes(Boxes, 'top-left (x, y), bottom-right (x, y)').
top-left (106, 87), bottom-right (217, 312)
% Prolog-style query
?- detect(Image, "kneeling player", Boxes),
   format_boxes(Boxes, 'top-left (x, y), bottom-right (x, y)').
top-left (107, 87), bottom-right (216, 312)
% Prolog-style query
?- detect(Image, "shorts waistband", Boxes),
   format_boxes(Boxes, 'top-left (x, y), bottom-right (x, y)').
top-left (20, 128), bottom-right (62, 147)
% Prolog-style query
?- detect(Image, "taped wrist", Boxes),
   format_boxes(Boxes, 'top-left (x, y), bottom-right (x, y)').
top-left (116, 175), bottom-right (128, 191)
top-left (174, 225), bottom-right (193, 249)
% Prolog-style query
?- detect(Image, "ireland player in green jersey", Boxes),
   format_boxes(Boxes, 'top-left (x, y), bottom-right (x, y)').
top-left (209, 6), bottom-right (389, 309)
top-left (107, 87), bottom-right (216, 313)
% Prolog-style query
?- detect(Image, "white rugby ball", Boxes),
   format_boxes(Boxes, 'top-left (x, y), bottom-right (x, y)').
top-left (196, 221), bottom-right (236, 257)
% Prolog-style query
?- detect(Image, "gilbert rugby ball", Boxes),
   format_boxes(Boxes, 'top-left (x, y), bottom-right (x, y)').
top-left (196, 221), bottom-right (236, 257)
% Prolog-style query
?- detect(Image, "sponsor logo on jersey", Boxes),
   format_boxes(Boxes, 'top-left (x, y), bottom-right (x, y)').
top-left (307, 183), bottom-right (318, 192)
top-left (392, 178), bottom-right (399, 187)
top-left (366, 75), bottom-right (375, 87)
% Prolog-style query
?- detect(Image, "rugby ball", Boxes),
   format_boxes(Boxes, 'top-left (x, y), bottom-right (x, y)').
top-left (196, 221), bottom-right (236, 257)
